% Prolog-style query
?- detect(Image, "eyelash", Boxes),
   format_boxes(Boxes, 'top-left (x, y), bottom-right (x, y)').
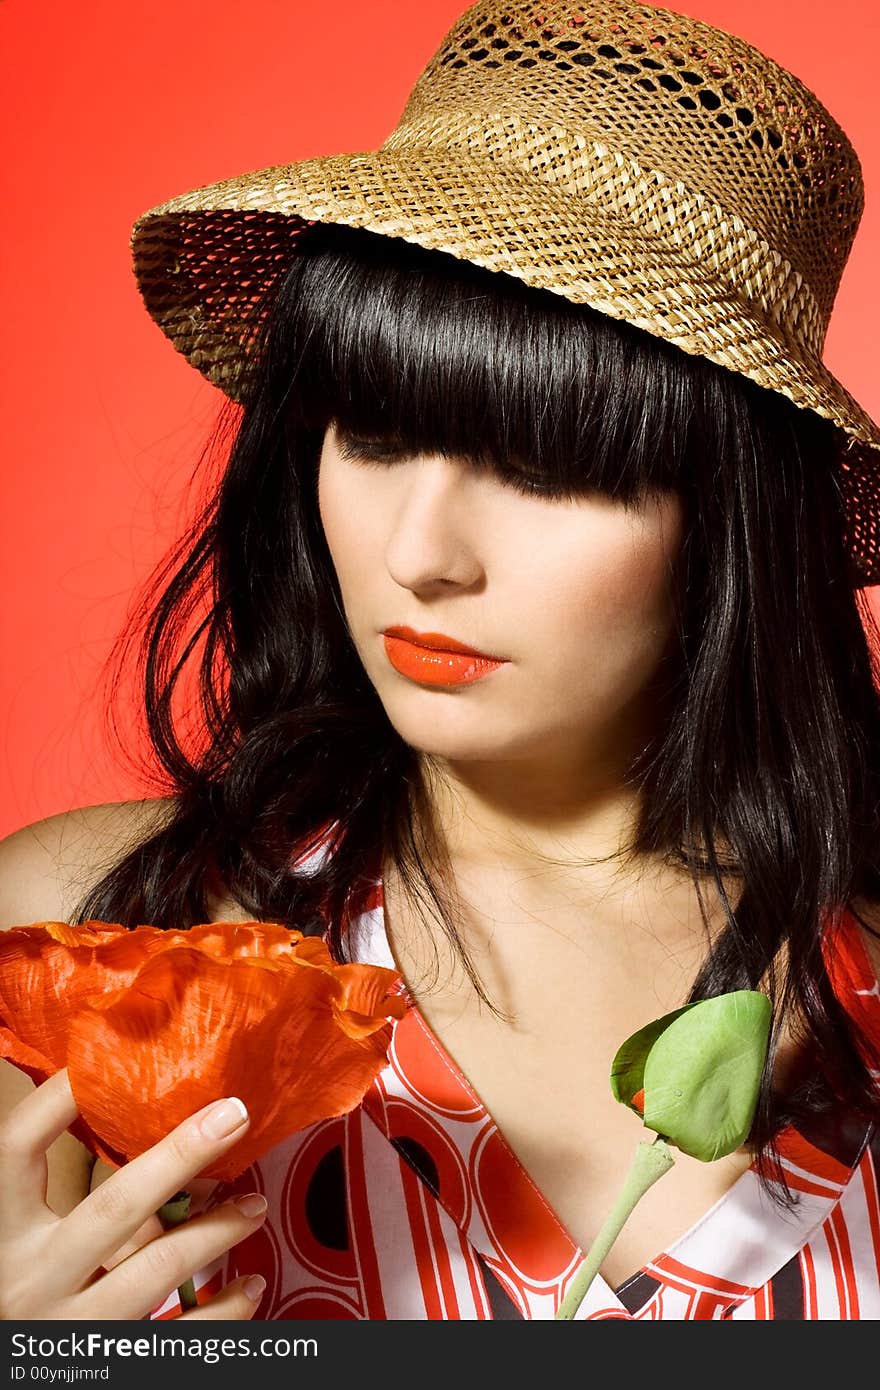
top-left (336, 438), bottom-right (567, 499)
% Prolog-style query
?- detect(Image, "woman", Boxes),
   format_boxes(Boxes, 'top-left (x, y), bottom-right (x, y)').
top-left (2, 0), bottom-right (880, 1320)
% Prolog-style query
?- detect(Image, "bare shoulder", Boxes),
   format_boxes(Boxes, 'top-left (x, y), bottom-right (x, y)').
top-left (0, 796), bottom-right (180, 1211)
top-left (0, 796), bottom-right (179, 930)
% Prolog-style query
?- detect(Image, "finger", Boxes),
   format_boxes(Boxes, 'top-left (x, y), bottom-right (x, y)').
top-left (73, 1193), bottom-right (268, 1322)
top-left (174, 1274), bottom-right (267, 1322)
top-left (93, 1170), bottom-right (219, 1272)
top-left (92, 1157), bottom-right (219, 1217)
top-left (86, 1158), bottom-right (161, 1271)
top-left (58, 1095), bottom-right (250, 1291)
top-left (0, 1068), bottom-right (80, 1234)
top-left (99, 1212), bottom-right (165, 1271)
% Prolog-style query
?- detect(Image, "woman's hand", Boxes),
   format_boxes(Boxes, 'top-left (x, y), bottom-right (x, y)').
top-left (88, 1158), bottom-right (221, 1271)
top-left (0, 1067), bottom-right (269, 1320)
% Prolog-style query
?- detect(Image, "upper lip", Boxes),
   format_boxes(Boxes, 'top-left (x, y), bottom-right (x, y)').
top-left (383, 625), bottom-right (504, 660)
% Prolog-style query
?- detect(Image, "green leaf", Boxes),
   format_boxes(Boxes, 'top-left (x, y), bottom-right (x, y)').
top-left (610, 1003), bottom-right (695, 1112)
top-left (641, 991), bottom-right (772, 1161)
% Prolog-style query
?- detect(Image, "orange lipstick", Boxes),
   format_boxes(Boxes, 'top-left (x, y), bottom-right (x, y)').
top-left (382, 626), bottom-right (507, 687)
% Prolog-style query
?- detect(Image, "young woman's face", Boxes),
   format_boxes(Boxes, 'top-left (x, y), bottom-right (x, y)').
top-left (318, 422), bottom-right (685, 770)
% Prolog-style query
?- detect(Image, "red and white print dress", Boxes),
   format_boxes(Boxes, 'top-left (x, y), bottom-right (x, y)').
top-left (150, 844), bottom-right (880, 1322)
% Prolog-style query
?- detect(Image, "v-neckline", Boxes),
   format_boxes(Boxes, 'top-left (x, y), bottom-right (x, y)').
top-left (339, 865), bottom-right (878, 1317)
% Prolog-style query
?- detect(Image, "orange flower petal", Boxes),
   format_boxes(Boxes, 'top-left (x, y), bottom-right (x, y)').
top-left (1, 918), bottom-right (406, 1181)
top-left (0, 924), bottom-right (141, 1069)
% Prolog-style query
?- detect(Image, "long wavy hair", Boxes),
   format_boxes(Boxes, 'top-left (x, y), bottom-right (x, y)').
top-left (72, 221), bottom-right (880, 1196)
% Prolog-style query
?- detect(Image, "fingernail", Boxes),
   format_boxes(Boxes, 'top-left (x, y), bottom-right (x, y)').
top-left (244, 1274), bottom-right (266, 1302)
top-left (232, 1192), bottom-right (268, 1218)
top-left (199, 1096), bottom-right (249, 1140)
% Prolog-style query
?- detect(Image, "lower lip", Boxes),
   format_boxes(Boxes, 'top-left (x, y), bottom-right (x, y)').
top-left (383, 635), bottom-right (506, 687)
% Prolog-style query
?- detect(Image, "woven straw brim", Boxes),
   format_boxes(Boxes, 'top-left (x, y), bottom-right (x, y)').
top-left (132, 147), bottom-right (880, 584)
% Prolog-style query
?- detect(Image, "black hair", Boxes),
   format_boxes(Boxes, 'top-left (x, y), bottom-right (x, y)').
top-left (72, 221), bottom-right (880, 1201)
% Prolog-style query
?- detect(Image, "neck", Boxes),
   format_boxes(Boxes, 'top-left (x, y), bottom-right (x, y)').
top-left (416, 749), bottom-right (671, 901)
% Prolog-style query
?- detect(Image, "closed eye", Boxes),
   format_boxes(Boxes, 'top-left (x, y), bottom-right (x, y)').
top-left (337, 438), bottom-right (408, 464)
top-left (335, 434), bottom-right (576, 501)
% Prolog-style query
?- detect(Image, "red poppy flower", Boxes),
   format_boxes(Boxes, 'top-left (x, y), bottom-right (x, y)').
top-left (0, 920), bottom-right (407, 1181)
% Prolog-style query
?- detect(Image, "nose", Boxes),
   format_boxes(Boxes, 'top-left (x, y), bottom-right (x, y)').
top-left (384, 455), bottom-right (484, 594)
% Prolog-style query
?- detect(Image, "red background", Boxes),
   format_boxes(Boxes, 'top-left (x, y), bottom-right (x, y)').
top-left (2, 0), bottom-right (879, 837)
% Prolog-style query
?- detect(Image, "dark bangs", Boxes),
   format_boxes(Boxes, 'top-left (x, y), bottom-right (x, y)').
top-left (263, 220), bottom-right (732, 506)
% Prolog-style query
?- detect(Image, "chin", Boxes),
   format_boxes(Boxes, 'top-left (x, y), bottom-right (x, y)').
top-left (381, 698), bottom-right (524, 762)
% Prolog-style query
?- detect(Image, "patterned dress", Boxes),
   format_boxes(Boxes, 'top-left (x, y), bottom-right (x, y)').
top-left (150, 842), bottom-right (880, 1321)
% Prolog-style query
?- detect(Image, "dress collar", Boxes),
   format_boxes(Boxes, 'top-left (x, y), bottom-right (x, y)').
top-left (342, 867), bottom-right (878, 1319)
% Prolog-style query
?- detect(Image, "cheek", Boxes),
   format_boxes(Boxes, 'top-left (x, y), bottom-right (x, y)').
top-left (585, 544), bottom-right (673, 623)
top-left (519, 502), bottom-right (683, 648)
top-left (317, 457), bottom-right (381, 591)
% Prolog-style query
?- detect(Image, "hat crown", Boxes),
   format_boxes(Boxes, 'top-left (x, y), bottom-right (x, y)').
top-left (383, 0), bottom-right (863, 347)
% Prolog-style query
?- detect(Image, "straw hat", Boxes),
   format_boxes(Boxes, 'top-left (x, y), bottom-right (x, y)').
top-left (131, 0), bottom-right (880, 585)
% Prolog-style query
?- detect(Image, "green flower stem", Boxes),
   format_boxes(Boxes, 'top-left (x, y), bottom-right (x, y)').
top-left (555, 1137), bottom-right (676, 1320)
top-left (156, 1189), bottom-right (198, 1312)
